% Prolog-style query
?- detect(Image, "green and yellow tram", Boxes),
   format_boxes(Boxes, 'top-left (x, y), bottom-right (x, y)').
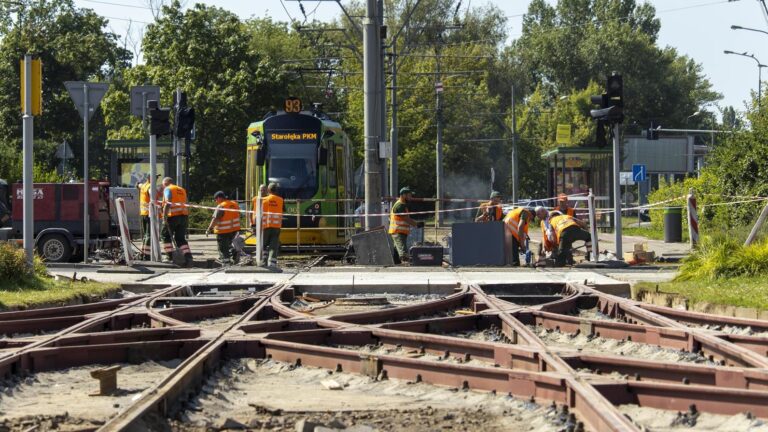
top-left (244, 97), bottom-right (354, 251)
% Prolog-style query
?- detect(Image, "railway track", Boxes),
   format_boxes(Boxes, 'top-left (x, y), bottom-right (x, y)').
top-left (2, 277), bottom-right (768, 431)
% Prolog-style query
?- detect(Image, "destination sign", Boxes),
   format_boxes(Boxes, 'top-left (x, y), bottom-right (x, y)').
top-left (270, 132), bottom-right (318, 141)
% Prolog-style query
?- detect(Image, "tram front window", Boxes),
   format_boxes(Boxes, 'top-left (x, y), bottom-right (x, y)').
top-left (267, 143), bottom-right (318, 199)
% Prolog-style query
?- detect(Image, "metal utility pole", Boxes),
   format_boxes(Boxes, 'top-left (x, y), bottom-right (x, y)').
top-left (21, 55), bottom-right (34, 267)
top-left (612, 123), bottom-right (623, 258)
top-left (389, 45), bottom-right (398, 197)
top-left (82, 83), bottom-right (90, 263)
top-left (148, 100), bottom-right (160, 263)
top-left (363, 0), bottom-right (382, 229)
top-left (510, 85), bottom-right (518, 204)
top-left (435, 52), bottom-right (444, 226)
top-left (378, 0), bottom-right (389, 198)
top-left (175, 88), bottom-right (183, 188)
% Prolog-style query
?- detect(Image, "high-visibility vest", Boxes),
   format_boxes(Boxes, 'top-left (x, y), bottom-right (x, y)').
top-left (214, 200), bottom-right (241, 234)
top-left (551, 206), bottom-right (575, 217)
top-left (480, 201), bottom-right (503, 221)
top-left (262, 194), bottom-right (283, 228)
top-left (139, 182), bottom-right (162, 218)
top-left (164, 184), bottom-right (189, 217)
top-left (504, 207), bottom-right (531, 242)
top-left (388, 200), bottom-right (411, 235)
top-left (540, 214), bottom-right (579, 250)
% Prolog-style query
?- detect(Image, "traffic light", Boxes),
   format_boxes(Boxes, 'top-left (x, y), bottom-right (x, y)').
top-left (589, 72), bottom-right (624, 124)
top-left (147, 100), bottom-right (171, 136)
top-left (595, 120), bottom-right (607, 147)
top-left (175, 107), bottom-right (195, 139)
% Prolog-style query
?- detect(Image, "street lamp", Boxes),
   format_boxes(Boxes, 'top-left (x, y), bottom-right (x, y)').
top-left (724, 50), bottom-right (766, 109)
top-left (731, 25), bottom-right (768, 37)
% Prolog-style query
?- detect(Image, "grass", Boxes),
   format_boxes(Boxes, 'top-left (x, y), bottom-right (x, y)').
top-left (635, 277), bottom-right (768, 311)
top-left (0, 277), bottom-right (119, 310)
top-left (634, 231), bottom-right (768, 311)
top-left (0, 242), bottom-right (118, 310)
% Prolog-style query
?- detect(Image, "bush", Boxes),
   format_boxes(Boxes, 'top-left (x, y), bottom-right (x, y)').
top-left (676, 234), bottom-right (768, 281)
top-left (0, 243), bottom-right (46, 286)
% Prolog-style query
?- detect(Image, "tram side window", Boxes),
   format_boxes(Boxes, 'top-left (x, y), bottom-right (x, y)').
top-left (328, 142), bottom-right (337, 188)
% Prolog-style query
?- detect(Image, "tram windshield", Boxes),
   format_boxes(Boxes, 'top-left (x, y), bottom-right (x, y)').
top-left (267, 143), bottom-right (317, 199)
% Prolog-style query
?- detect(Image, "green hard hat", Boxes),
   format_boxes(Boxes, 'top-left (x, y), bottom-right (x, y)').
top-left (490, 191), bottom-right (502, 198)
top-left (399, 187), bottom-right (414, 195)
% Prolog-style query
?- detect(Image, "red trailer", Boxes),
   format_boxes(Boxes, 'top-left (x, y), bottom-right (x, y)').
top-left (10, 181), bottom-right (119, 262)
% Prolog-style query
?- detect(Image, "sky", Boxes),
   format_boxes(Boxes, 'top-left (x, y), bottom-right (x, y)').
top-left (74, 0), bottom-right (768, 114)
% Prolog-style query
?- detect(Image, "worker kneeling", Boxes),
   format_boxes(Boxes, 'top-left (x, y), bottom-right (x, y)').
top-left (504, 207), bottom-right (532, 267)
top-left (535, 206), bottom-right (592, 267)
top-left (206, 191), bottom-right (241, 265)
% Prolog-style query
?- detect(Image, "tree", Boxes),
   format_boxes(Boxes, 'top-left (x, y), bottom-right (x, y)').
top-left (0, 0), bottom-right (130, 182)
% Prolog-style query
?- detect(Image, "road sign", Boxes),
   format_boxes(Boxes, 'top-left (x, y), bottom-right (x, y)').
top-left (556, 124), bottom-right (571, 144)
top-left (20, 58), bottom-right (42, 116)
top-left (632, 164), bottom-right (647, 182)
top-left (435, 82), bottom-right (443, 93)
top-left (620, 171), bottom-right (634, 186)
top-left (64, 82), bottom-right (109, 120)
top-left (130, 85), bottom-right (161, 118)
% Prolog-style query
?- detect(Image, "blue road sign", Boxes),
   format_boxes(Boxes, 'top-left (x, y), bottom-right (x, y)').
top-left (632, 164), bottom-right (647, 182)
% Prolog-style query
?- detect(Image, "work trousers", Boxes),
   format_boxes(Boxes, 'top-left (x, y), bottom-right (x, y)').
top-left (556, 226), bottom-right (592, 266)
top-left (140, 216), bottom-right (151, 258)
top-left (216, 232), bottom-right (236, 262)
top-left (163, 215), bottom-right (192, 259)
top-left (391, 233), bottom-right (408, 262)
top-left (510, 237), bottom-right (521, 267)
top-left (262, 228), bottom-right (280, 267)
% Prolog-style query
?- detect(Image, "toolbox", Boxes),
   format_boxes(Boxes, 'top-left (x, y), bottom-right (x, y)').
top-left (409, 245), bottom-right (444, 266)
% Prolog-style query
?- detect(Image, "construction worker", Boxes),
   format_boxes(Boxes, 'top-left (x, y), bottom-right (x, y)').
top-left (504, 207), bottom-right (533, 266)
top-left (161, 177), bottom-right (193, 267)
top-left (535, 206), bottom-right (592, 267)
top-left (551, 193), bottom-right (577, 218)
top-left (250, 184), bottom-right (268, 228)
top-left (389, 187), bottom-right (420, 262)
top-left (137, 178), bottom-right (162, 260)
top-left (206, 191), bottom-right (241, 265)
top-left (261, 182), bottom-right (283, 268)
top-left (475, 191), bottom-right (504, 222)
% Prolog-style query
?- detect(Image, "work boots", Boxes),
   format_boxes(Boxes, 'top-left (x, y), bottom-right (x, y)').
top-left (184, 253), bottom-right (194, 268)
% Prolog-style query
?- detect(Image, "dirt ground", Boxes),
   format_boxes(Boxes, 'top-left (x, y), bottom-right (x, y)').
top-left (170, 359), bottom-right (573, 432)
top-left (0, 360), bottom-right (181, 431)
top-left (619, 405), bottom-right (768, 431)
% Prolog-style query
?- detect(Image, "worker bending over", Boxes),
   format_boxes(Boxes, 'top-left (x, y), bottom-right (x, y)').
top-left (475, 191), bottom-right (504, 222)
top-left (504, 207), bottom-right (533, 267)
top-left (261, 183), bottom-right (283, 268)
top-left (389, 187), bottom-right (421, 263)
top-left (162, 177), bottom-right (193, 267)
top-left (137, 177), bottom-right (162, 260)
top-left (535, 206), bottom-right (592, 267)
top-left (206, 191), bottom-right (241, 265)
top-left (551, 193), bottom-right (577, 218)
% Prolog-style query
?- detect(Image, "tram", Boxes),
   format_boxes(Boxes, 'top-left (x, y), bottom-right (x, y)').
top-left (244, 97), bottom-right (355, 251)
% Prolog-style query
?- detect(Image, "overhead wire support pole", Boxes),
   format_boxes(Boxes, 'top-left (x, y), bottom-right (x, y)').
top-left (379, 0), bottom-right (388, 199)
top-left (612, 122), bottom-right (623, 259)
top-left (363, 0), bottom-right (382, 230)
top-left (511, 84), bottom-right (518, 204)
top-left (22, 55), bottom-right (34, 267)
top-left (82, 83), bottom-right (90, 263)
top-left (435, 44), bottom-right (444, 226)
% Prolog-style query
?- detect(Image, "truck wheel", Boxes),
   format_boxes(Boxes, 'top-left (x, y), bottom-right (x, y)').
top-left (38, 234), bottom-right (73, 263)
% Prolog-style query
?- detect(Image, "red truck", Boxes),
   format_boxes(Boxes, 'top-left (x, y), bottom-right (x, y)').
top-left (0, 181), bottom-right (120, 262)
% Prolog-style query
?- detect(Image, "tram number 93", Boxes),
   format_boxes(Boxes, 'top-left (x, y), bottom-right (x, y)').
top-left (285, 97), bottom-right (302, 113)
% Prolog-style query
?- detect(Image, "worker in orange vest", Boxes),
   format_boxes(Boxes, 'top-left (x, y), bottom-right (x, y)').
top-left (206, 191), bottom-right (241, 265)
top-left (261, 182), bottom-right (284, 268)
top-left (551, 193), bottom-right (577, 218)
top-left (503, 207), bottom-right (533, 266)
top-left (162, 177), bottom-right (193, 267)
top-left (137, 177), bottom-right (162, 260)
top-left (388, 187), bottom-right (421, 263)
top-left (535, 206), bottom-right (591, 266)
top-left (475, 191), bottom-right (504, 222)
